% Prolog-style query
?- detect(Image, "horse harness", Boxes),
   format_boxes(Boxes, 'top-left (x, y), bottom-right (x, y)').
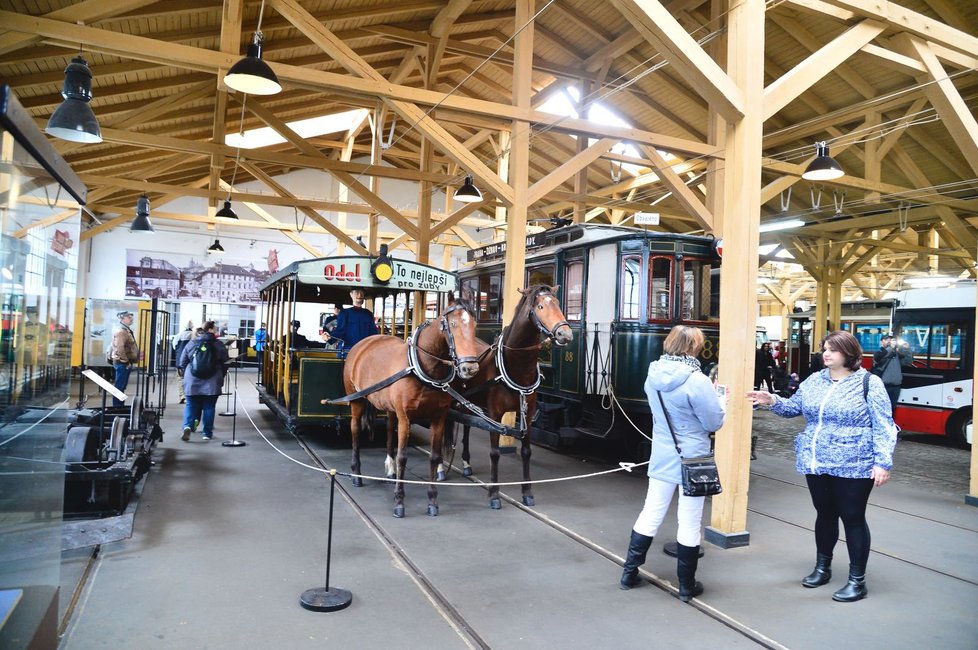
top-left (325, 303), bottom-right (479, 404)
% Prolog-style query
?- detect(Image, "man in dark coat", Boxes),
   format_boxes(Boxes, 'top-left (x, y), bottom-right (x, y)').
top-left (177, 321), bottom-right (229, 441)
top-left (873, 335), bottom-right (912, 414)
top-left (331, 289), bottom-right (378, 356)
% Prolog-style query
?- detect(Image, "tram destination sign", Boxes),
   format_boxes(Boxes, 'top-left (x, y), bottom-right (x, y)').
top-left (296, 257), bottom-right (457, 292)
top-left (467, 231), bottom-right (548, 263)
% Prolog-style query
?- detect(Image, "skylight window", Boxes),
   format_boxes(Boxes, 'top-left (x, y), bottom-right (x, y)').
top-left (538, 86), bottom-right (676, 178)
top-left (226, 108), bottom-right (369, 149)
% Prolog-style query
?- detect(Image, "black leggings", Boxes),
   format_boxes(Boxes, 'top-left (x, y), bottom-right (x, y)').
top-left (805, 474), bottom-right (875, 568)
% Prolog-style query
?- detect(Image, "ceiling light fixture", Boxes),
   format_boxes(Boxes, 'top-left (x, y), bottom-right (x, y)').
top-left (802, 141), bottom-right (844, 181)
top-left (758, 218), bottom-right (805, 233)
top-left (215, 200), bottom-right (238, 219)
top-left (208, 239), bottom-right (225, 255)
top-left (130, 194), bottom-right (155, 233)
top-left (223, 0), bottom-right (281, 95)
top-left (454, 175), bottom-right (482, 203)
top-left (45, 55), bottom-right (102, 143)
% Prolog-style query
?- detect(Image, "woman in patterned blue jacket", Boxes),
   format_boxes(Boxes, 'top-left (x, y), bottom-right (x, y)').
top-left (747, 330), bottom-right (897, 603)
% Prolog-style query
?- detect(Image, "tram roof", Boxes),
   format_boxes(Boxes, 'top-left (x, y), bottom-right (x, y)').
top-left (465, 224), bottom-right (719, 267)
top-left (259, 254), bottom-right (457, 303)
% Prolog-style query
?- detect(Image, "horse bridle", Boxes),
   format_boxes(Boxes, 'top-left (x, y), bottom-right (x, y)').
top-left (528, 288), bottom-right (571, 346)
top-left (407, 303), bottom-right (479, 387)
top-left (439, 302), bottom-right (481, 366)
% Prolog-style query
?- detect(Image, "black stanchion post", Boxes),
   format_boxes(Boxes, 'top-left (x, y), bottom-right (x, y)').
top-left (222, 361), bottom-right (245, 448)
top-left (219, 342), bottom-right (236, 417)
top-left (300, 470), bottom-right (352, 612)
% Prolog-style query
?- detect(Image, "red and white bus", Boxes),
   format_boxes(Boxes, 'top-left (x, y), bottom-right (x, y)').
top-left (891, 283), bottom-right (974, 447)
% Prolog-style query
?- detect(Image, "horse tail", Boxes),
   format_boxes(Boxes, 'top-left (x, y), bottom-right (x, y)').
top-left (360, 401), bottom-right (377, 441)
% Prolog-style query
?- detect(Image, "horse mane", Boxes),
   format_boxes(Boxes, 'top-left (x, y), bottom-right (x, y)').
top-left (513, 284), bottom-right (554, 321)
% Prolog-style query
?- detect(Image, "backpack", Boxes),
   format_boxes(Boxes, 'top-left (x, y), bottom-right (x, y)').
top-left (189, 340), bottom-right (218, 379)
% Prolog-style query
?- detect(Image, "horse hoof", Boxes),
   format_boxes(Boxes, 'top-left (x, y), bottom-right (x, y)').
top-left (462, 467), bottom-right (473, 477)
top-left (436, 470), bottom-right (446, 482)
top-left (351, 477), bottom-right (363, 488)
top-left (489, 498), bottom-right (501, 510)
top-left (393, 505), bottom-right (405, 518)
top-left (386, 472), bottom-right (395, 480)
top-left (426, 505), bottom-right (439, 517)
top-left (522, 495), bottom-right (535, 507)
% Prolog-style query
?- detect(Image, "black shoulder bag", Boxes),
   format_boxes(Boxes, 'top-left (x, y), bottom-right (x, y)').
top-left (656, 392), bottom-right (722, 497)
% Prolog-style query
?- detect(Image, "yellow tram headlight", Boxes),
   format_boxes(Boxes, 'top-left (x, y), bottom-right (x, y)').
top-left (370, 243), bottom-right (394, 284)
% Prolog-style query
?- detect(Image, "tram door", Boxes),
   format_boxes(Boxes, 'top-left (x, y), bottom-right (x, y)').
top-left (787, 315), bottom-right (811, 378)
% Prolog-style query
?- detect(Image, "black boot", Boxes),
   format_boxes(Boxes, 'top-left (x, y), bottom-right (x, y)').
top-left (619, 530), bottom-right (653, 590)
top-left (801, 553), bottom-right (833, 588)
top-left (676, 543), bottom-right (704, 602)
top-left (832, 565), bottom-right (867, 602)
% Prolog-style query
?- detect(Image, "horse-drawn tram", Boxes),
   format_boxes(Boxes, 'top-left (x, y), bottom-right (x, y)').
top-left (460, 223), bottom-right (721, 460)
top-left (256, 251), bottom-right (458, 434)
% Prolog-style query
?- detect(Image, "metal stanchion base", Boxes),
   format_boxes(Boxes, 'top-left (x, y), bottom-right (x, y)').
top-left (221, 439), bottom-right (246, 447)
top-left (299, 587), bottom-right (352, 612)
top-left (219, 412), bottom-right (235, 417)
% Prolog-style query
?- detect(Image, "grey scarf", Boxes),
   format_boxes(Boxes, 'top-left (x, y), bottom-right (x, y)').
top-left (660, 353), bottom-right (701, 371)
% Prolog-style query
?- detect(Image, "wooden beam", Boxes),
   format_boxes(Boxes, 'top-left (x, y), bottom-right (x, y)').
top-left (240, 162), bottom-right (367, 254)
top-left (526, 138), bottom-right (617, 205)
top-left (0, 0), bottom-right (160, 56)
top-left (900, 35), bottom-right (978, 177)
top-left (643, 146), bottom-right (714, 231)
top-left (0, 11), bottom-right (720, 158)
top-left (762, 19), bottom-right (885, 120)
top-left (610, 0), bottom-right (744, 121)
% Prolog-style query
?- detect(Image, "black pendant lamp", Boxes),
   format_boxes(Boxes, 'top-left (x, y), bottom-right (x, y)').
top-left (802, 141), bottom-right (844, 181)
top-left (224, 1), bottom-right (281, 95)
top-left (208, 239), bottom-right (226, 254)
top-left (454, 175), bottom-right (482, 203)
top-left (130, 194), bottom-right (155, 233)
top-left (45, 56), bottom-right (102, 143)
top-left (215, 200), bottom-right (238, 219)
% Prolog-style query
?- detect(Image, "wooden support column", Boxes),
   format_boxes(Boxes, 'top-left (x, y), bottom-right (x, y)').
top-left (813, 265), bottom-right (829, 347)
top-left (495, 130), bottom-right (511, 241)
top-left (828, 268), bottom-right (843, 331)
top-left (501, 0), bottom-right (533, 326)
top-left (706, 0), bottom-right (764, 550)
top-left (414, 136), bottom-right (434, 326)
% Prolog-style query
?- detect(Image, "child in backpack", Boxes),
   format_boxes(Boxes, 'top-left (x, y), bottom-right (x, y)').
top-left (176, 321), bottom-right (230, 441)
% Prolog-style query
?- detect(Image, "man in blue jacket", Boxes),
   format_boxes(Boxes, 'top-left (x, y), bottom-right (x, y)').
top-left (177, 321), bottom-right (229, 441)
top-left (331, 289), bottom-right (378, 356)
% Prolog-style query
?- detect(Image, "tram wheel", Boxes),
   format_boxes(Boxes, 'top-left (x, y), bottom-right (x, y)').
top-left (948, 409), bottom-right (972, 449)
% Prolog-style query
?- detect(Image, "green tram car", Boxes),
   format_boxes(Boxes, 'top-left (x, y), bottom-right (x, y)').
top-left (257, 253), bottom-right (458, 433)
top-left (459, 224), bottom-right (721, 459)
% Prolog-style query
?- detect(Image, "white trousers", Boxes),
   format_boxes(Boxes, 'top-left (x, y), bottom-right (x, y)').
top-left (632, 477), bottom-right (706, 547)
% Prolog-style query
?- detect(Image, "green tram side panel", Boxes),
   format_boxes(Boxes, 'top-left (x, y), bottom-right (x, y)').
top-left (613, 326), bottom-right (667, 402)
top-left (554, 325), bottom-right (584, 394)
top-left (297, 356), bottom-right (347, 419)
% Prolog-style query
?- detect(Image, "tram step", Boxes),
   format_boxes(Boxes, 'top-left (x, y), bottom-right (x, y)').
top-left (559, 424), bottom-right (611, 442)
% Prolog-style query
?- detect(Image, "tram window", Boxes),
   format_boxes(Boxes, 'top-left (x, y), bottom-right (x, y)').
top-left (527, 265), bottom-right (554, 288)
top-left (564, 261), bottom-right (583, 321)
top-left (851, 323), bottom-right (887, 355)
top-left (648, 257), bottom-right (671, 321)
top-left (681, 259), bottom-right (719, 323)
top-left (477, 274), bottom-right (501, 322)
top-left (897, 321), bottom-right (966, 369)
top-left (620, 256), bottom-right (641, 320)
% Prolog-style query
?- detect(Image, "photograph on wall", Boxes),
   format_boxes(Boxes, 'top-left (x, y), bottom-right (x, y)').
top-left (125, 249), bottom-right (280, 305)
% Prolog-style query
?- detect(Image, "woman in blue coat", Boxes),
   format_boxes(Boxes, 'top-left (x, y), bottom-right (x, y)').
top-left (620, 325), bottom-right (726, 601)
top-left (747, 330), bottom-right (897, 602)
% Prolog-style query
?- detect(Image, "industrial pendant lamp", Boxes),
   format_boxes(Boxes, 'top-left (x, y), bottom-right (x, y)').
top-left (802, 141), bottom-right (844, 181)
top-left (208, 239), bottom-right (226, 254)
top-left (215, 200), bottom-right (238, 219)
top-left (454, 175), bottom-right (482, 203)
top-left (224, 0), bottom-right (281, 95)
top-left (130, 194), bottom-right (155, 233)
top-left (45, 55), bottom-right (102, 143)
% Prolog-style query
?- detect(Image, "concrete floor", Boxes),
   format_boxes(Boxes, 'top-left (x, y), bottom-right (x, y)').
top-left (58, 370), bottom-right (978, 649)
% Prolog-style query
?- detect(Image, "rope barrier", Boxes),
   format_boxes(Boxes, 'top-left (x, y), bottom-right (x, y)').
top-left (237, 386), bottom-right (649, 487)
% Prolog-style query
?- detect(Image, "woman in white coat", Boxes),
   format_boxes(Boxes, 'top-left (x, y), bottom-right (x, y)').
top-left (619, 325), bottom-right (726, 601)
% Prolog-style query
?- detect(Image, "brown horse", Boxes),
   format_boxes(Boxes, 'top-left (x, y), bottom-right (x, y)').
top-left (343, 298), bottom-right (481, 518)
top-left (450, 285), bottom-right (572, 508)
